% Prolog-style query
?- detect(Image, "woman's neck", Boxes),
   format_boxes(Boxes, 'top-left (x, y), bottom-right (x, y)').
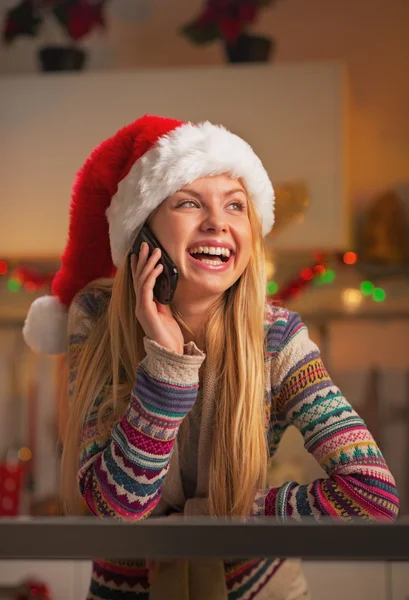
top-left (172, 296), bottom-right (220, 348)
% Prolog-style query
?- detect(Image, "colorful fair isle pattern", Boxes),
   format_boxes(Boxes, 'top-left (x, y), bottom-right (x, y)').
top-left (67, 289), bottom-right (399, 600)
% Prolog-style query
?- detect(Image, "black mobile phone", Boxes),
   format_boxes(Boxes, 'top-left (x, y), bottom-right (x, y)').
top-left (130, 225), bottom-right (179, 305)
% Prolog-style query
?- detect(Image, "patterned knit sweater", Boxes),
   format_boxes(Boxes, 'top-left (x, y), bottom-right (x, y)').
top-left (67, 288), bottom-right (399, 600)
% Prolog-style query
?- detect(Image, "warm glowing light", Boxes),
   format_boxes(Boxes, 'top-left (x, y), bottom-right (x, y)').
top-left (341, 288), bottom-right (363, 312)
top-left (18, 447), bottom-right (32, 462)
top-left (0, 261), bottom-right (8, 275)
top-left (266, 259), bottom-right (276, 281)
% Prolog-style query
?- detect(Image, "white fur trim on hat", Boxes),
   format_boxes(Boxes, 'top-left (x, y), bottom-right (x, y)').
top-left (23, 296), bottom-right (68, 355)
top-left (106, 121), bottom-right (275, 266)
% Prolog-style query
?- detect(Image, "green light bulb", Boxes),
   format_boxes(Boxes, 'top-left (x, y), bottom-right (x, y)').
top-left (7, 278), bottom-right (21, 293)
top-left (267, 281), bottom-right (278, 295)
top-left (373, 288), bottom-right (386, 302)
top-left (321, 269), bottom-right (335, 284)
top-left (360, 281), bottom-right (374, 296)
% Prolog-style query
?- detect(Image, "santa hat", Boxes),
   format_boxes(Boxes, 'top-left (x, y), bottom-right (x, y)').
top-left (23, 115), bottom-right (275, 355)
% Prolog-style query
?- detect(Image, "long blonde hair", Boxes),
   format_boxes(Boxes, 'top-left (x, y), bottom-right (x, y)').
top-left (61, 199), bottom-right (268, 516)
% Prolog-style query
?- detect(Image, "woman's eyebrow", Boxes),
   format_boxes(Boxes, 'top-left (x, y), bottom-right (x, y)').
top-left (224, 188), bottom-right (247, 197)
top-left (178, 188), bottom-right (246, 198)
top-left (177, 189), bottom-right (202, 199)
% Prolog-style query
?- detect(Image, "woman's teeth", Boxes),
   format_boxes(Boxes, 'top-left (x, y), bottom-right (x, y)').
top-left (200, 258), bottom-right (223, 265)
top-left (188, 246), bottom-right (232, 263)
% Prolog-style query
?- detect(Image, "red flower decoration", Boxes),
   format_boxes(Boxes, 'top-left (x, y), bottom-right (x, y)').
top-left (2, 0), bottom-right (107, 45)
top-left (66, 2), bottom-right (105, 41)
top-left (181, 0), bottom-right (276, 45)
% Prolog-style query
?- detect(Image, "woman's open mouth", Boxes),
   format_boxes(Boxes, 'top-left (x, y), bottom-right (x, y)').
top-left (187, 245), bottom-right (234, 271)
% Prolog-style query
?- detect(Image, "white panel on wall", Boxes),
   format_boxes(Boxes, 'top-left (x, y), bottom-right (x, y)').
top-left (390, 563), bottom-right (409, 600)
top-left (0, 560), bottom-right (76, 600)
top-left (0, 560), bottom-right (390, 600)
top-left (0, 62), bottom-right (348, 258)
top-left (77, 561), bottom-right (92, 598)
top-left (303, 562), bottom-right (387, 600)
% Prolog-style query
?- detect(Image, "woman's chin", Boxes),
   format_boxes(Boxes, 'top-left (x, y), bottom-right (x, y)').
top-left (175, 277), bottom-right (233, 302)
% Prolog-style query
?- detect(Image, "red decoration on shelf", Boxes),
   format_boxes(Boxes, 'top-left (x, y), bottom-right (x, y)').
top-left (15, 578), bottom-right (53, 600)
top-left (0, 460), bottom-right (24, 516)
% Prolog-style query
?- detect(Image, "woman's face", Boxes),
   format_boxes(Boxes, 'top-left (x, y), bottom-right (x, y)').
top-left (149, 174), bottom-right (253, 303)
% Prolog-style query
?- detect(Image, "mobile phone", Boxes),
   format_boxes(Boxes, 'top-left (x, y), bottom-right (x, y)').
top-left (130, 225), bottom-right (179, 305)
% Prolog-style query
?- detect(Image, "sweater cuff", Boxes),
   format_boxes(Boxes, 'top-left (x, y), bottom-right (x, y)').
top-left (142, 337), bottom-right (206, 385)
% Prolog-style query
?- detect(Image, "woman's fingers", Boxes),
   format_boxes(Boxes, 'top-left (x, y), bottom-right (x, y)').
top-left (132, 244), bottom-right (163, 310)
top-left (154, 297), bottom-right (171, 316)
top-left (132, 241), bottom-right (148, 282)
top-left (132, 244), bottom-right (161, 289)
top-left (140, 264), bottom-right (163, 308)
top-left (138, 247), bottom-right (162, 289)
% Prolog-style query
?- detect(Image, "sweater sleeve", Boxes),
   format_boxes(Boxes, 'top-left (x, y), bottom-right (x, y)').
top-left (67, 290), bottom-right (205, 520)
top-left (253, 310), bottom-right (399, 522)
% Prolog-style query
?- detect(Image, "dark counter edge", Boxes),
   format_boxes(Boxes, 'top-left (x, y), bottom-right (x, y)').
top-left (0, 517), bottom-right (407, 561)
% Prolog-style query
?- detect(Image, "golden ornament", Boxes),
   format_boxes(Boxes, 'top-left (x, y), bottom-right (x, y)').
top-left (359, 190), bottom-right (408, 264)
top-left (267, 181), bottom-right (310, 237)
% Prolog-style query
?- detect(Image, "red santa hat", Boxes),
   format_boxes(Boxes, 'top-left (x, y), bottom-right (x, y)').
top-left (23, 115), bottom-right (275, 355)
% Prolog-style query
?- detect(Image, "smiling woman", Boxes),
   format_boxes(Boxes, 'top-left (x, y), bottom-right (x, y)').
top-left (148, 176), bottom-right (254, 305)
top-left (21, 115), bottom-right (398, 600)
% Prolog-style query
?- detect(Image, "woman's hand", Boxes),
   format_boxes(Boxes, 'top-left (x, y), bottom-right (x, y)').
top-left (131, 243), bottom-right (184, 354)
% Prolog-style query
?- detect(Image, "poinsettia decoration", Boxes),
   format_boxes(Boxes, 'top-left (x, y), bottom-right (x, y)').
top-left (3, 0), bottom-right (107, 44)
top-left (181, 0), bottom-right (278, 44)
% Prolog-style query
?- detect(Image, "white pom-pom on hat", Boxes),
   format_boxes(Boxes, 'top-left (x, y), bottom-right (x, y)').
top-left (23, 296), bottom-right (68, 355)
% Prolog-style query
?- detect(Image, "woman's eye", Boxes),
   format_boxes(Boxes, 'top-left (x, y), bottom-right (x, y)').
top-left (178, 200), bottom-right (199, 208)
top-left (228, 201), bottom-right (246, 211)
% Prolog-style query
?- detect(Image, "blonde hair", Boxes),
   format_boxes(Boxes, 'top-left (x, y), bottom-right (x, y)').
top-left (60, 199), bottom-right (268, 517)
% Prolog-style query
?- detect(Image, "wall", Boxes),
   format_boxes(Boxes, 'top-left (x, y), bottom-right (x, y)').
top-left (1, 0), bottom-right (408, 214)
top-left (0, 63), bottom-right (347, 257)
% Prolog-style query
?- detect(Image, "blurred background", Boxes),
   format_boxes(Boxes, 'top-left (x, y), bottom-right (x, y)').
top-left (0, 0), bottom-right (408, 598)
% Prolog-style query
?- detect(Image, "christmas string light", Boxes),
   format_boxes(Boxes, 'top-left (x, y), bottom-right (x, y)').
top-left (266, 249), bottom-right (388, 305)
top-left (1, 252), bottom-right (388, 304)
top-left (0, 261), bottom-right (55, 293)
top-left (268, 259), bottom-right (333, 303)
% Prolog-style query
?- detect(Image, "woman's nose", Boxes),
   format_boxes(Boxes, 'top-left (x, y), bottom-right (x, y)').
top-left (200, 209), bottom-right (228, 233)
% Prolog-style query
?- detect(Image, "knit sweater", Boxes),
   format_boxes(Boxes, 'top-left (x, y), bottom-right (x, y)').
top-left (67, 288), bottom-right (399, 600)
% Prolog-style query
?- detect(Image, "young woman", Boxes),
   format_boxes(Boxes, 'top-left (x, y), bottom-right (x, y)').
top-left (23, 115), bottom-right (399, 600)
